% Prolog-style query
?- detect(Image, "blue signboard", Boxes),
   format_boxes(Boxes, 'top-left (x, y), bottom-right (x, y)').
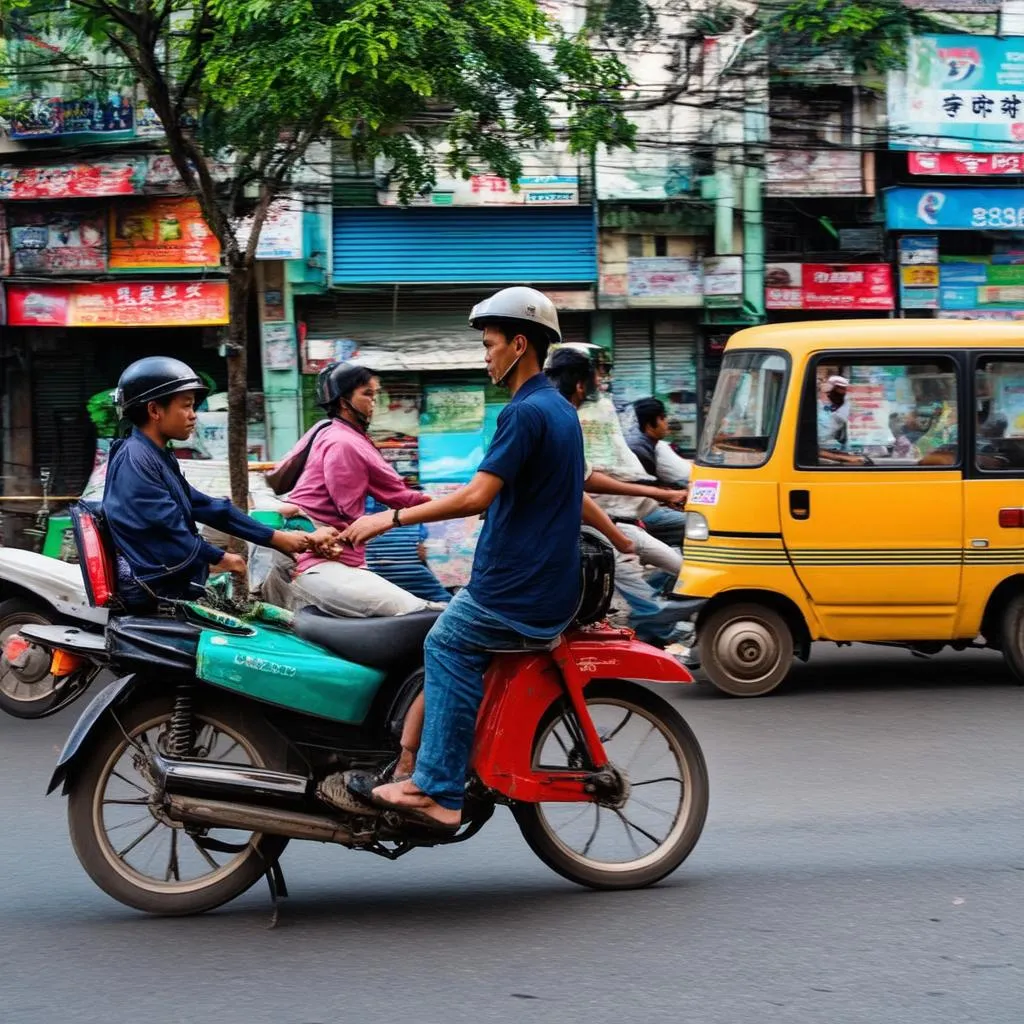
top-left (889, 35), bottom-right (1024, 152)
top-left (886, 187), bottom-right (1024, 230)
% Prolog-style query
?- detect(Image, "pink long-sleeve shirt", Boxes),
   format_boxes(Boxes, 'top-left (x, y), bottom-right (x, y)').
top-left (285, 419), bottom-right (429, 572)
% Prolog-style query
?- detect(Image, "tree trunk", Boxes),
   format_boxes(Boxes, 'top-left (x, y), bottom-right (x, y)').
top-left (226, 261), bottom-right (252, 515)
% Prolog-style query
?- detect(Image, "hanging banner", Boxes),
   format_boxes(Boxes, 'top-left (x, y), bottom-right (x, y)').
top-left (8, 209), bottom-right (106, 274)
top-left (765, 263), bottom-right (895, 311)
top-left (5, 280), bottom-right (229, 327)
top-left (886, 186), bottom-right (1024, 230)
top-left (109, 197), bottom-right (220, 269)
top-left (9, 94), bottom-right (135, 140)
top-left (889, 35), bottom-right (1024, 152)
top-left (908, 152), bottom-right (1024, 175)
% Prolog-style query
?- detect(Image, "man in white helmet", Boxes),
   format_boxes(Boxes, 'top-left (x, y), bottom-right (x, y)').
top-left (329, 287), bottom-right (616, 831)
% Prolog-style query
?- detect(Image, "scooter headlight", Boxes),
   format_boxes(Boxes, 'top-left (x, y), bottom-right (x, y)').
top-left (685, 512), bottom-right (709, 542)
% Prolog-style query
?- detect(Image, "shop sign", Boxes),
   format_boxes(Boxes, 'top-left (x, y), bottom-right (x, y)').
top-left (626, 258), bottom-right (703, 307)
top-left (541, 289), bottom-right (595, 311)
top-left (5, 280), bottom-right (229, 327)
top-left (908, 152), bottom-right (1024, 175)
top-left (765, 149), bottom-right (864, 196)
top-left (902, 0), bottom-right (1000, 9)
top-left (889, 35), bottom-right (1024, 152)
top-left (702, 256), bottom-right (743, 308)
top-left (109, 197), bottom-right (220, 269)
top-left (8, 209), bottom-right (106, 274)
top-left (886, 187), bottom-right (1024, 230)
top-left (596, 152), bottom-right (693, 201)
top-left (898, 236), bottom-right (940, 310)
top-left (378, 172), bottom-right (579, 207)
top-left (765, 263), bottom-right (895, 311)
top-left (235, 197), bottom-right (304, 260)
top-left (938, 257), bottom-right (1024, 310)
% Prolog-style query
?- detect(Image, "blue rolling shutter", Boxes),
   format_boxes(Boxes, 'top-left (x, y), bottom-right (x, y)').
top-left (333, 208), bottom-right (596, 285)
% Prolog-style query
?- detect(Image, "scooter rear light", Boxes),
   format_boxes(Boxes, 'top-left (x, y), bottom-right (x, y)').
top-left (50, 649), bottom-right (84, 678)
top-left (2, 635), bottom-right (31, 663)
top-left (998, 508), bottom-right (1024, 528)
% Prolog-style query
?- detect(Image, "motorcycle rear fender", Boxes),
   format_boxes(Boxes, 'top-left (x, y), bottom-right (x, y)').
top-left (0, 548), bottom-right (108, 625)
top-left (471, 635), bottom-right (691, 803)
top-left (46, 673), bottom-right (138, 795)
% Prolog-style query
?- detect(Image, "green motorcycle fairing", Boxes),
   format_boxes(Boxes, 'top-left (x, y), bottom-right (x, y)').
top-left (192, 604), bottom-right (387, 725)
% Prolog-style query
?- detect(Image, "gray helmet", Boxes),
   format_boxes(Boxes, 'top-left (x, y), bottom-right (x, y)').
top-left (468, 287), bottom-right (561, 345)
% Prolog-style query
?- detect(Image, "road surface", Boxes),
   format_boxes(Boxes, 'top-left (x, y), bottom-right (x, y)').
top-left (2, 644), bottom-right (1022, 1024)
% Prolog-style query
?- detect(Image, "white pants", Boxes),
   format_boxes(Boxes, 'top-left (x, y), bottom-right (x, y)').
top-left (620, 523), bottom-right (683, 576)
top-left (292, 560), bottom-right (447, 618)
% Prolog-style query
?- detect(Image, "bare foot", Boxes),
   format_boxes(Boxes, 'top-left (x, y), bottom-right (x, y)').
top-left (371, 779), bottom-right (461, 829)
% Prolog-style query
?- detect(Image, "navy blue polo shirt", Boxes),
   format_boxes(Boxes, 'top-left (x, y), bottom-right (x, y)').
top-left (467, 373), bottom-right (584, 636)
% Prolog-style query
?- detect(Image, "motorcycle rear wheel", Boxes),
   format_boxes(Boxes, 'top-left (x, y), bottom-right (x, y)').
top-left (0, 597), bottom-right (62, 719)
top-left (514, 679), bottom-right (708, 890)
top-left (67, 693), bottom-right (289, 916)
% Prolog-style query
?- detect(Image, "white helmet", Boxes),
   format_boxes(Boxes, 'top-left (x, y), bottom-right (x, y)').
top-left (468, 287), bottom-right (561, 345)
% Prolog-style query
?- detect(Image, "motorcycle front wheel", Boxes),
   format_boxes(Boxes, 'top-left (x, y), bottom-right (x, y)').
top-left (66, 692), bottom-right (289, 916)
top-left (514, 679), bottom-right (708, 890)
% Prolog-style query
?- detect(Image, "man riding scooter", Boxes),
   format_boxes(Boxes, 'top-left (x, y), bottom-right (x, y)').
top-left (103, 357), bottom-right (322, 611)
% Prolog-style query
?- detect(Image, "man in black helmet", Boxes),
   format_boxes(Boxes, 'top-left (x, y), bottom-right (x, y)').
top-left (104, 356), bottom-right (316, 608)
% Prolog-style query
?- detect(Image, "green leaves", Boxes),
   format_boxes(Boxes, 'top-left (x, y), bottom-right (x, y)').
top-left (764, 0), bottom-right (938, 72)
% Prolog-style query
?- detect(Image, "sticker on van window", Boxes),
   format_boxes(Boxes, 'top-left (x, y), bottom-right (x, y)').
top-left (689, 480), bottom-right (721, 506)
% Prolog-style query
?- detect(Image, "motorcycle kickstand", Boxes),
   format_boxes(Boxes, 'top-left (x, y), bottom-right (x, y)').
top-left (263, 858), bottom-right (289, 929)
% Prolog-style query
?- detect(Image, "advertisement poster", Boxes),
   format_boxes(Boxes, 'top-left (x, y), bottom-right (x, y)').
top-left (847, 383), bottom-right (893, 448)
top-left (6, 280), bottom-right (230, 327)
top-left (765, 263), bottom-right (895, 311)
top-left (262, 322), bottom-right (297, 370)
top-left (937, 256), bottom-right (1024, 312)
top-left (898, 236), bottom-right (940, 309)
top-left (627, 258), bottom-right (703, 307)
top-left (889, 35), bottom-right (1024, 152)
top-left (235, 197), bottom-right (304, 260)
top-left (418, 433), bottom-right (485, 484)
top-left (379, 167), bottom-right (580, 207)
top-left (702, 256), bottom-right (743, 307)
top-left (420, 386), bottom-right (486, 434)
top-left (8, 209), bottom-right (106, 274)
top-left (998, 380), bottom-right (1024, 434)
top-left (422, 484), bottom-right (484, 587)
top-left (0, 158), bottom-right (141, 199)
top-left (302, 336), bottom-right (359, 374)
top-left (9, 93), bottom-right (135, 140)
top-left (109, 197), bottom-right (220, 269)
top-left (765, 149), bottom-right (864, 195)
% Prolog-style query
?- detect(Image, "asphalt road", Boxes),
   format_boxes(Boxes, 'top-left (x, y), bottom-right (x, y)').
top-left (2, 644), bottom-right (1023, 1024)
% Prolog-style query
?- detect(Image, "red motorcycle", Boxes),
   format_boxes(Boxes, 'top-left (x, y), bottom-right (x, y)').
top-left (29, 514), bottom-right (708, 915)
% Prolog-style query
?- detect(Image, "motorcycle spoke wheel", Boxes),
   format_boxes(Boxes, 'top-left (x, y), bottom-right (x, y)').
top-left (514, 680), bottom-right (708, 890)
top-left (94, 713), bottom-right (263, 895)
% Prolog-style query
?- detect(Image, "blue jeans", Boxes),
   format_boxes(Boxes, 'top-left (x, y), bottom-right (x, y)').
top-left (642, 506), bottom-right (686, 550)
top-left (412, 589), bottom-right (562, 810)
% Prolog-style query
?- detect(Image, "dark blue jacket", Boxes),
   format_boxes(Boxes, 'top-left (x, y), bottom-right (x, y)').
top-left (103, 429), bottom-right (274, 599)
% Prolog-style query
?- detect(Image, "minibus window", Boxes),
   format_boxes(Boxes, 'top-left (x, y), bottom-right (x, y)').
top-left (698, 351), bottom-right (788, 468)
top-left (976, 359), bottom-right (1024, 472)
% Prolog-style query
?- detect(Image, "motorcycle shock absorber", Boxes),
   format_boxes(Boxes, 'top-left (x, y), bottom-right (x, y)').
top-left (168, 682), bottom-right (194, 758)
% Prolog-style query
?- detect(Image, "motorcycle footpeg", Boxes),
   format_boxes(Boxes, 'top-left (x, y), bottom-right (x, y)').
top-left (317, 771), bottom-right (381, 816)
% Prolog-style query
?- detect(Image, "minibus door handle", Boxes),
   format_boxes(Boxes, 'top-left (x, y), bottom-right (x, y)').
top-left (789, 490), bottom-right (810, 521)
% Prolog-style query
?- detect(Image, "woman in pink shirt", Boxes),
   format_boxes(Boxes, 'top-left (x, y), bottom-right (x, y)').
top-left (285, 363), bottom-right (445, 618)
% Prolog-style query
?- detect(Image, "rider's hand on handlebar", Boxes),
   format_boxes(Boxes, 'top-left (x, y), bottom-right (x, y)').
top-left (662, 488), bottom-right (688, 508)
top-left (271, 530), bottom-right (312, 556)
top-left (212, 552), bottom-right (247, 575)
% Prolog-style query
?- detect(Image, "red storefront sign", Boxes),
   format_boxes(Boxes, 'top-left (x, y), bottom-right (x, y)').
top-left (909, 152), bottom-right (1024, 176)
top-left (765, 263), bottom-right (894, 311)
top-left (5, 280), bottom-right (229, 327)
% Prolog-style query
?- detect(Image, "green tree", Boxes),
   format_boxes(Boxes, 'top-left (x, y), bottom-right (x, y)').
top-left (763, 0), bottom-right (938, 72)
top-left (3, 0), bottom-right (644, 508)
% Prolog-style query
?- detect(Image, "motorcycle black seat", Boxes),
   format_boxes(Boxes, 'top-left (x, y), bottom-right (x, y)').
top-left (293, 607), bottom-right (442, 670)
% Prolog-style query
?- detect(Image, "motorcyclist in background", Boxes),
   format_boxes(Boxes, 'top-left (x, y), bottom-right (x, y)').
top-left (103, 357), bottom-right (320, 611)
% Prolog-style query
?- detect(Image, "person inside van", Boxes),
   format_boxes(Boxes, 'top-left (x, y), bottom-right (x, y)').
top-left (817, 375), bottom-right (872, 466)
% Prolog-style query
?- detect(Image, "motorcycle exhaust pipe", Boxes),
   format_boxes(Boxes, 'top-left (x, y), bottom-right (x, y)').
top-left (165, 794), bottom-right (354, 844)
top-left (151, 754), bottom-right (311, 806)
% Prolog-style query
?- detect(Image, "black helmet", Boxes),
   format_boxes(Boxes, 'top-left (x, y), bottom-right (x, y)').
top-left (315, 361), bottom-right (376, 410)
top-left (545, 346), bottom-right (598, 401)
top-left (115, 356), bottom-right (209, 419)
